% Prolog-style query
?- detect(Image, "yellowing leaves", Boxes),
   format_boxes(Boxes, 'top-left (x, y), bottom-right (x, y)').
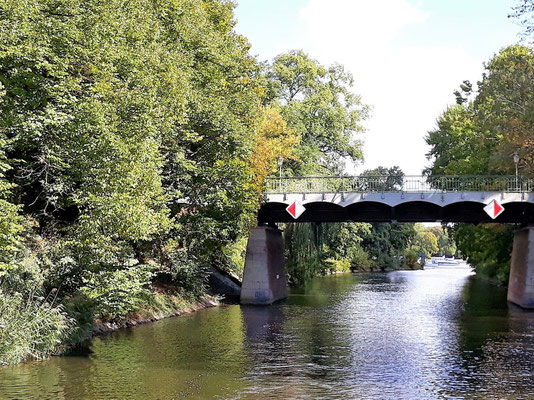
top-left (249, 107), bottom-right (300, 196)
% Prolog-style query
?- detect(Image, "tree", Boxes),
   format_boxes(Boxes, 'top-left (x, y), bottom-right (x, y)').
top-left (510, 0), bottom-right (534, 42)
top-left (362, 222), bottom-right (417, 269)
top-left (411, 230), bottom-right (439, 259)
top-left (0, 131), bottom-right (23, 272)
top-left (265, 50), bottom-right (368, 175)
top-left (0, 0), bottom-right (266, 304)
top-left (450, 224), bottom-right (514, 284)
top-left (361, 166), bottom-right (404, 191)
top-left (249, 107), bottom-right (300, 197)
top-left (425, 45), bottom-right (534, 284)
top-left (266, 51), bottom-right (370, 283)
top-left (426, 46), bottom-right (534, 177)
top-left (428, 226), bottom-right (457, 257)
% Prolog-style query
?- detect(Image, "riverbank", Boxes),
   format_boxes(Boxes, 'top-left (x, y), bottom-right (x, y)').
top-left (91, 293), bottom-right (221, 337)
top-left (0, 289), bottom-right (223, 366)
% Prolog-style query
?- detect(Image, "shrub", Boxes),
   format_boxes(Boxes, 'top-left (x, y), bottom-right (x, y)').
top-left (155, 240), bottom-right (209, 298)
top-left (350, 246), bottom-right (373, 271)
top-left (324, 258), bottom-right (351, 274)
top-left (403, 249), bottom-right (421, 270)
top-left (79, 265), bottom-right (154, 321)
top-left (0, 289), bottom-right (73, 365)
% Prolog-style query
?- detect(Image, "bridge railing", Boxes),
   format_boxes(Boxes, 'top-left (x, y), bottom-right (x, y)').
top-left (265, 175), bottom-right (534, 194)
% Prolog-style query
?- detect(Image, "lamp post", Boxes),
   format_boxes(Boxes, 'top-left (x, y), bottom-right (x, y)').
top-left (513, 152), bottom-right (520, 190)
top-left (277, 156), bottom-right (284, 193)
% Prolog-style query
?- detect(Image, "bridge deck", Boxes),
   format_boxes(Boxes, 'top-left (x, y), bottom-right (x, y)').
top-left (260, 176), bottom-right (534, 224)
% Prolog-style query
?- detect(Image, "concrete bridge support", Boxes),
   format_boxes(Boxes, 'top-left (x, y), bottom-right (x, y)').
top-left (508, 226), bottom-right (534, 309)
top-left (240, 226), bottom-right (288, 305)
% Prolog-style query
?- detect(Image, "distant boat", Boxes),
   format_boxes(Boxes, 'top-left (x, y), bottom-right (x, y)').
top-left (427, 257), bottom-right (461, 266)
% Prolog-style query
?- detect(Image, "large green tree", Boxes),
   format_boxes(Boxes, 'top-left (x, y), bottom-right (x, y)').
top-left (425, 45), bottom-right (534, 284)
top-left (426, 45), bottom-right (534, 177)
top-left (0, 0), bottom-right (264, 307)
top-left (265, 50), bottom-right (368, 175)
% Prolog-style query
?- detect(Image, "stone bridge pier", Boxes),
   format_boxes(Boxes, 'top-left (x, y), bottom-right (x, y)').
top-left (508, 226), bottom-right (534, 308)
top-left (240, 226), bottom-right (288, 305)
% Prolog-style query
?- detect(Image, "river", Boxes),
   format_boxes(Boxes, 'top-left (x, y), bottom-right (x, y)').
top-left (2, 264), bottom-right (534, 399)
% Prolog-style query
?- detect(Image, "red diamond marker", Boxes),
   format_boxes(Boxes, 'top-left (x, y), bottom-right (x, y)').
top-left (286, 201), bottom-right (305, 219)
top-left (483, 200), bottom-right (505, 219)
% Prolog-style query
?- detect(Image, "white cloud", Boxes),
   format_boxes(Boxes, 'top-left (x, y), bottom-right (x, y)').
top-left (291, 0), bottom-right (483, 174)
top-left (299, 0), bottom-right (429, 50)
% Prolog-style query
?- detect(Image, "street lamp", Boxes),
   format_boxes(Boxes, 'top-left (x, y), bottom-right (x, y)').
top-left (277, 156), bottom-right (284, 192)
top-left (513, 152), bottom-right (520, 190)
top-left (513, 152), bottom-right (519, 176)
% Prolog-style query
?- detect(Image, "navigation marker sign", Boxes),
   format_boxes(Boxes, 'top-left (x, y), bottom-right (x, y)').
top-left (286, 201), bottom-right (306, 219)
top-left (484, 200), bottom-right (504, 219)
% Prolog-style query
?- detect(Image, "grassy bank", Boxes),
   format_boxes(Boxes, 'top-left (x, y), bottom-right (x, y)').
top-left (90, 292), bottom-right (219, 337)
top-left (0, 286), bottom-right (220, 366)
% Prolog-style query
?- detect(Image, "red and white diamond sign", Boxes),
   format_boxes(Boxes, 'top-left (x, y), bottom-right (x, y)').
top-left (286, 201), bottom-right (306, 219)
top-left (484, 200), bottom-right (505, 219)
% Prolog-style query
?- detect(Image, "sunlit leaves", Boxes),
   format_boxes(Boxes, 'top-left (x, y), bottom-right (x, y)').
top-left (265, 50), bottom-right (368, 175)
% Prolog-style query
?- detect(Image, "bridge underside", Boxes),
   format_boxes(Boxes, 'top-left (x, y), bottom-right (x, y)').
top-left (259, 193), bottom-right (534, 224)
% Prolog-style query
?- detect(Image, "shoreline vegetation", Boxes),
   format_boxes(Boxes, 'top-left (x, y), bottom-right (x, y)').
top-left (1, 0), bottom-right (532, 367)
top-left (90, 293), bottom-right (220, 338)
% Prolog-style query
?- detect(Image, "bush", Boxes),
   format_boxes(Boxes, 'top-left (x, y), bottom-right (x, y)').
top-left (376, 253), bottom-right (400, 270)
top-left (324, 258), bottom-right (351, 274)
top-left (402, 249), bottom-right (421, 270)
top-left (0, 289), bottom-right (73, 365)
top-left (155, 240), bottom-right (209, 298)
top-left (79, 265), bottom-right (154, 321)
top-left (222, 237), bottom-right (248, 279)
top-left (350, 246), bottom-right (373, 271)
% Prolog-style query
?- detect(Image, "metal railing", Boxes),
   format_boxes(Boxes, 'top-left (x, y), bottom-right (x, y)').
top-left (265, 175), bottom-right (534, 194)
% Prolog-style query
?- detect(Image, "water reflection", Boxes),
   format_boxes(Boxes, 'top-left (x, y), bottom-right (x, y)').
top-left (2, 265), bottom-right (534, 399)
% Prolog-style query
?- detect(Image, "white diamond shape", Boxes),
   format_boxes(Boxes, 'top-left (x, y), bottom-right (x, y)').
top-left (286, 201), bottom-right (306, 219)
top-left (483, 200), bottom-right (504, 219)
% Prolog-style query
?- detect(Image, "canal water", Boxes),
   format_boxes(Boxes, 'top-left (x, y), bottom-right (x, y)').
top-left (2, 265), bottom-right (534, 399)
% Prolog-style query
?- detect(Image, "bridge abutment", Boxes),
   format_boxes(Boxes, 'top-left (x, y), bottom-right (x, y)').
top-left (240, 226), bottom-right (288, 305)
top-left (508, 226), bottom-right (534, 309)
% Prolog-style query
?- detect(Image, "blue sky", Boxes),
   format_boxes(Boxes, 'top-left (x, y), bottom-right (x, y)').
top-left (234, 0), bottom-right (523, 174)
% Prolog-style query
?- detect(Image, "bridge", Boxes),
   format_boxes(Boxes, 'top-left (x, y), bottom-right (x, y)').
top-left (241, 175), bottom-right (534, 310)
top-left (260, 175), bottom-right (534, 224)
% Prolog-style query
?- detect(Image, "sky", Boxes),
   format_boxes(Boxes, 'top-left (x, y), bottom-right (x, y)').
top-left (234, 0), bottom-right (524, 175)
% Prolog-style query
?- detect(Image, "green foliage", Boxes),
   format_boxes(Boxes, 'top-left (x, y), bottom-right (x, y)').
top-left (0, 132), bottom-right (23, 272)
top-left (350, 246), bottom-right (375, 271)
top-left (411, 229), bottom-right (439, 259)
top-left (361, 166), bottom-right (405, 191)
top-left (324, 258), bottom-right (351, 274)
top-left (0, 0), bottom-right (262, 279)
top-left (362, 222), bottom-right (417, 269)
top-left (426, 104), bottom-right (489, 175)
top-left (426, 46), bottom-right (534, 284)
top-left (0, 289), bottom-right (73, 365)
top-left (265, 50), bottom-right (368, 174)
top-left (451, 224), bottom-right (514, 284)
top-left (402, 249), bottom-right (421, 270)
top-left (284, 223), bottom-right (323, 285)
top-left (222, 236), bottom-right (248, 279)
top-left (157, 240), bottom-right (209, 298)
top-left (426, 45), bottom-right (534, 177)
top-left (80, 265), bottom-right (153, 321)
top-left (284, 222), bottom-right (372, 284)
top-left (427, 226), bottom-right (456, 257)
